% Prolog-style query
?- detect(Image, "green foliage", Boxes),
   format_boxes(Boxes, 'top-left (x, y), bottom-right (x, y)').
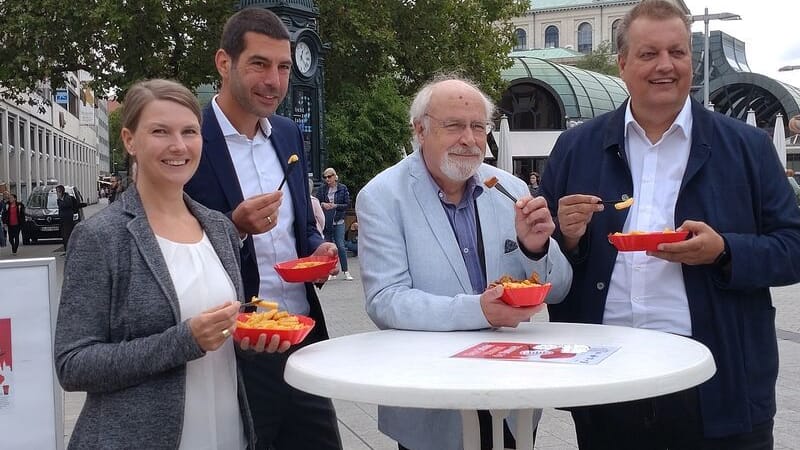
top-left (321, 0), bottom-right (527, 101)
top-left (574, 41), bottom-right (620, 77)
top-left (0, 0), bottom-right (235, 103)
top-left (319, 0), bottom-right (527, 183)
top-left (108, 108), bottom-right (127, 173)
top-left (325, 77), bottom-right (410, 197)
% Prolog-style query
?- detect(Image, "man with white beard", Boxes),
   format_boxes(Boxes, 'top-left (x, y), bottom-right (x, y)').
top-left (355, 76), bottom-right (572, 450)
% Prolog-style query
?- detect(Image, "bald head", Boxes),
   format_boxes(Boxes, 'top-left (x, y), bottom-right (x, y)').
top-left (409, 76), bottom-right (495, 144)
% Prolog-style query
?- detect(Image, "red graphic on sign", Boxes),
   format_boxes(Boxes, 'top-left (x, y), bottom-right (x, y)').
top-left (0, 319), bottom-right (11, 369)
top-left (0, 318), bottom-right (11, 395)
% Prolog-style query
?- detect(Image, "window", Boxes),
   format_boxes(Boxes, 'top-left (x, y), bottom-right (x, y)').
top-left (611, 19), bottom-right (622, 52)
top-left (545, 26), bottom-right (559, 48)
top-left (9, 115), bottom-right (16, 149)
top-left (514, 28), bottom-right (527, 51)
top-left (578, 22), bottom-right (593, 54)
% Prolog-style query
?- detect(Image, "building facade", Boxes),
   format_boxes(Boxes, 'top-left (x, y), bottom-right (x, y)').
top-left (510, 0), bottom-right (688, 53)
top-left (0, 71), bottom-right (106, 205)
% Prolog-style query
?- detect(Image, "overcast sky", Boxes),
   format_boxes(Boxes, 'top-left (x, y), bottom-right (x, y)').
top-left (682, 0), bottom-right (800, 88)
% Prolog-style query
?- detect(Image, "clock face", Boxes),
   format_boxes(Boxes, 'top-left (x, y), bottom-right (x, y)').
top-left (295, 41), bottom-right (314, 76)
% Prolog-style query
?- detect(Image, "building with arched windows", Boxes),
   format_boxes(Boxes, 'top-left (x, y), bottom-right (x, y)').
top-left (510, 0), bottom-right (688, 54)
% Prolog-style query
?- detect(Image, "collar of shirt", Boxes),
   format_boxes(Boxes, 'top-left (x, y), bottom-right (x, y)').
top-left (423, 171), bottom-right (484, 209)
top-left (211, 95), bottom-right (272, 139)
top-left (624, 95), bottom-right (692, 143)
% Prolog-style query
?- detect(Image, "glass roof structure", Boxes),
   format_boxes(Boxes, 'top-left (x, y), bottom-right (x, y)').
top-left (499, 56), bottom-right (628, 130)
top-left (692, 31), bottom-right (800, 127)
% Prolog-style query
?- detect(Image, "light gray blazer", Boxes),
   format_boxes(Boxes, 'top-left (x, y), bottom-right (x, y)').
top-left (356, 150), bottom-right (572, 450)
top-left (54, 186), bottom-right (256, 450)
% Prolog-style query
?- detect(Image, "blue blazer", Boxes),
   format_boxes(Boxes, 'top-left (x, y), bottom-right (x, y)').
top-left (541, 98), bottom-right (800, 438)
top-left (185, 104), bottom-right (328, 333)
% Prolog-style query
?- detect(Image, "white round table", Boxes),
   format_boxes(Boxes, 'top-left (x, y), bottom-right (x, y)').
top-left (285, 322), bottom-right (716, 450)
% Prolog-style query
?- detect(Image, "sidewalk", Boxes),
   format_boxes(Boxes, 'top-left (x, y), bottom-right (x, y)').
top-left (60, 231), bottom-right (800, 449)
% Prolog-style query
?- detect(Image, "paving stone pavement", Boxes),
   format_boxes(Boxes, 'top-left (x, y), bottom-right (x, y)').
top-left (51, 204), bottom-right (799, 449)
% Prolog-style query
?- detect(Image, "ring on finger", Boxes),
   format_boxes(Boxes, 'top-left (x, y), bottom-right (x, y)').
top-left (266, 216), bottom-right (273, 225)
top-left (221, 328), bottom-right (231, 339)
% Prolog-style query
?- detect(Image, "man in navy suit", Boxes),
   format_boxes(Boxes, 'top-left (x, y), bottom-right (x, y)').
top-left (184, 8), bottom-right (342, 450)
top-left (541, 1), bottom-right (800, 449)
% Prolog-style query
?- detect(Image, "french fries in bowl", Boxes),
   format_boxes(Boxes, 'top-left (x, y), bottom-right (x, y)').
top-left (490, 273), bottom-right (551, 307)
top-left (274, 255), bottom-right (338, 283)
top-left (234, 298), bottom-right (315, 345)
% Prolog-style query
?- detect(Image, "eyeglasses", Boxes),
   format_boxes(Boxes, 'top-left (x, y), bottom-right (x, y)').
top-left (425, 114), bottom-right (494, 135)
top-left (324, 174), bottom-right (335, 179)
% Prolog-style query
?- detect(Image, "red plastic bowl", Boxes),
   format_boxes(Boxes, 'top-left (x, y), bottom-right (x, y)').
top-left (608, 231), bottom-right (690, 252)
top-left (274, 256), bottom-right (338, 282)
top-left (233, 313), bottom-right (315, 345)
top-left (500, 283), bottom-right (552, 307)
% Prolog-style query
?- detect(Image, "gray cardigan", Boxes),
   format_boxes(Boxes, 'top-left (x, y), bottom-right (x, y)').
top-left (54, 186), bottom-right (256, 449)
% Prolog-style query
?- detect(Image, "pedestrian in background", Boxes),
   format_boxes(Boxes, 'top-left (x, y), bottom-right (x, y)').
top-left (786, 169), bottom-right (800, 206)
top-left (54, 78), bottom-right (256, 449)
top-left (108, 176), bottom-right (119, 203)
top-left (541, 1), bottom-right (800, 448)
top-left (1, 193), bottom-right (24, 255)
top-left (316, 167), bottom-right (353, 280)
top-left (528, 171), bottom-right (540, 197)
top-left (55, 185), bottom-right (77, 253)
top-left (309, 178), bottom-right (325, 236)
top-left (0, 191), bottom-right (7, 249)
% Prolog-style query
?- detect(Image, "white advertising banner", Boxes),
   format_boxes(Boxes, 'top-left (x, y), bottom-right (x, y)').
top-left (0, 258), bottom-right (64, 450)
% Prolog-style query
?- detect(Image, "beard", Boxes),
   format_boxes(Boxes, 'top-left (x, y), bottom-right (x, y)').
top-left (439, 145), bottom-right (483, 181)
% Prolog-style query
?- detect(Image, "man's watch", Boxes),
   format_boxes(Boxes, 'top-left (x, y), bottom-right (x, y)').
top-left (713, 239), bottom-right (731, 267)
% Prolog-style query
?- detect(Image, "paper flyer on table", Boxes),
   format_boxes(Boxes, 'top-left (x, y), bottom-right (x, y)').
top-left (452, 341), bottom-right (620, 365)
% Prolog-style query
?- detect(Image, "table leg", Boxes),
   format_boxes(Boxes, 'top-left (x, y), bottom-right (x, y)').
top-left (490, 409), bottom-right (510, 450)
top-left (514, 409), bottom-right (535, 450)
top-left (460, 410), bottom-right (481, 450)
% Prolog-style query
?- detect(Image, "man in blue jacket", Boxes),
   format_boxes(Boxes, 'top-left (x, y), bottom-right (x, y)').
top-left (541, 1), bottom-right (800, 448)
top-left (184, 8), bottom-right (341, 450)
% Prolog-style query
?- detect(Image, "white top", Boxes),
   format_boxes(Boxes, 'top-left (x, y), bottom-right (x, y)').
top-left (285, 322), bottom-right (715, 410)
top-left (605, 97), bottom-right (693, 336)
top-left (212, 97), bottom-right (309, 315)
top-left (156, 233), bottom-right (246, 450)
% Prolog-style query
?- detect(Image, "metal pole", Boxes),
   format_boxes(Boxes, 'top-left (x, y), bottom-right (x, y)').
top-left (703, 7), bottom-right (710, 108)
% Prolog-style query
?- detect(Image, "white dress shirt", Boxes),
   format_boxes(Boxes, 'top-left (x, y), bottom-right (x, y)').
top-left (212, 97), bottom-right (309, 315)
top-left (604, 96), bottom-right (693, 336)
top-left (156, 233), bottom-right (246, 450)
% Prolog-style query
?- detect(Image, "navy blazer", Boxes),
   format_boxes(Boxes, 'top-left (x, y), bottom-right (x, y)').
top-left (541, 98), bottom-right (800, 438)
top-left (185, 104), bottom-right (328, 334)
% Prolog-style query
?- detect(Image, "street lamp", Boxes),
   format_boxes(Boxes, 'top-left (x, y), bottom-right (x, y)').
top-left (690, 8), bottom-right (741, 108)
top-left (779, 65), bottom-right (800, 72)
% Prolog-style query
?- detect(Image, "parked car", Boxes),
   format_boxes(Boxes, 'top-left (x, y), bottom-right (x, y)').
top-left (22, 185), bottom-right (85, 244)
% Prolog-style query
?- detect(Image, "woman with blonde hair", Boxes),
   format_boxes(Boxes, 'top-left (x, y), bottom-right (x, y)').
top-left (315, 167), bottom-right (353, 280)
top-left (55, 79), bottom-right (255, 449)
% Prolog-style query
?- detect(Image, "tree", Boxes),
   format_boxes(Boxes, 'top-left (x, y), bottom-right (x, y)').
top-left (319, 0), bottom-right (528, 194)
top-left (574, 40), bottom-right (620, 77)
top-left (107, 108), bottom-right (127, 174)
top-left (325, 76), bottom-right (410, 196)
top-left (0, 0), bottom-right (234, 104)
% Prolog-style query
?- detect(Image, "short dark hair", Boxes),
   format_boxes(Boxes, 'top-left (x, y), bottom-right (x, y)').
top-left (220, 8), bottom-right (290, 62)
top-left (616, 0), bottom-right (690, 56)
top-left (56, 185), bottom-right (65, 194)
